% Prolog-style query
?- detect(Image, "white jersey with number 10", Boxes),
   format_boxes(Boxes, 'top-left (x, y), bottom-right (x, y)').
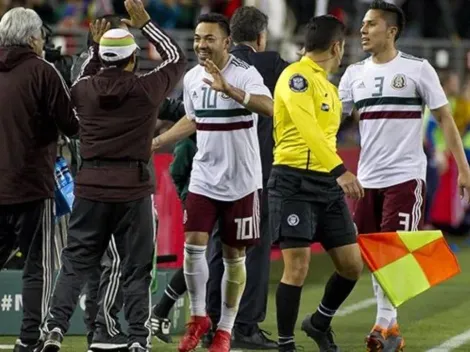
top-left (339, 52), bottom-right (448, 189)
top-left (183, 55), bottom-right (272, 201)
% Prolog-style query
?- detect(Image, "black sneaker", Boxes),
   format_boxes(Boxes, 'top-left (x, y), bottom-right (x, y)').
top-left (150, 313), bottom-right (172, 343)
top-left (128, 342), bottom-right (147, 352)
top-left (42, 328), bottom-right (63, 352)
top-left (300, 315), bottom-right (339, 352)
top-left (13, 339), bottom-right (44, 352)
top-left (90, 330), bottom-right (127, 350)
top-left (201, 330), bottom-right (214, 349)
top-left (86, 331), bottom-right (93, 352)
top-left (231, 327), bottom-right (278, 350)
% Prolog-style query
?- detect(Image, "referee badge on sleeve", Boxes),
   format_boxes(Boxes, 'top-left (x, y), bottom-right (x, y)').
top-left (289, 74), bottom-right (308, 93)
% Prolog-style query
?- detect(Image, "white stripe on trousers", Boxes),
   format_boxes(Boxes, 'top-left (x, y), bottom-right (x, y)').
top-left (145, 195), bottom-right (157, 348)
top-left (411, 179), bottom-right (424, 231)
top-left (252, 191), bottom-right (261, 240)
top-left (103, 236), bottom-right (121, 336)
top-left (41, 199), bottom-right (54, 328)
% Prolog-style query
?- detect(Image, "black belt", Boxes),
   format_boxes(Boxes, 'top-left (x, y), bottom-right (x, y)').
top-left (81, 159), bottom-right (150, 182)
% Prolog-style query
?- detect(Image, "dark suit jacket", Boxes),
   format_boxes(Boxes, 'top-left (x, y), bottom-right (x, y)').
top-left (230, 44), bottom-right (289, 186)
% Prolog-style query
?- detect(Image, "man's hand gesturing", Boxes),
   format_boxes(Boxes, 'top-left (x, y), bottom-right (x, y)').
top-left (90, 19), bottom-right (111, 44)
top-left (121, 0), bottom-right (151, 29)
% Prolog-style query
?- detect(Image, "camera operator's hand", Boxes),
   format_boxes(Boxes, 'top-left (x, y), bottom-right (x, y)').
top-left (122, 0), bottom-right (151, 29)
top-left (90, 19), bottom-right (111, 44)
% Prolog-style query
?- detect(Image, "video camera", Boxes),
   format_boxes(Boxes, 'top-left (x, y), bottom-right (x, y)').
top-left (42, 24), bottom-right (74, 87)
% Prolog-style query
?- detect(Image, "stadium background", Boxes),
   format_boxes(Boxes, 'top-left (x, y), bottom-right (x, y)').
top-left (3, 0), bottom-right (470, 351)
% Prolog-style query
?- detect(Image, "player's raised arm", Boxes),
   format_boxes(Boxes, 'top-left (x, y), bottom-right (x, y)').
top-left (202, 59), bottom-right (273, 117)
top-left (123, 0), bottom-right (186, 102)
top-left (418, 59), bottom-right (470, 197)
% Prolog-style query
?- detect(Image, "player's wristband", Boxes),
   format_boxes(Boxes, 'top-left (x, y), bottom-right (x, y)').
top-left (243, 92), bottom-right (251, 105)
top-left (330, 164), bottom-right (347, 178)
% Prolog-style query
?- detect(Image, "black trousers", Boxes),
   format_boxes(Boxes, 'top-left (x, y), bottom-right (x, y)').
top-left (45, 196), bottom-right (155, 348)
top-left (0, 199), bottom-right (55, 343)
top-left (84, 239), bottom-right (123, 337)
top-left (206, 189), bottom-right (271, 328)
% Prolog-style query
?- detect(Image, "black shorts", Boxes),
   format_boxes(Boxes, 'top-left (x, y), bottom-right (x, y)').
top-left (268, 165), bottom-right (357, 251)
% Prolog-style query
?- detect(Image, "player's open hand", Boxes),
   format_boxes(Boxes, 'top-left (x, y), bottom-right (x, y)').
top-left (151, 136), bottom-right (162, 152)
top-left (90, 19), bottom-right (111, 44)
top-left (336, 171), bottom-right (364, 200)
top-left (458, 170), bottom-right (470, 204)
top-left (202, 59), bottom-right (231, 94)
top-left (122, 0), bottom-right (150, 29)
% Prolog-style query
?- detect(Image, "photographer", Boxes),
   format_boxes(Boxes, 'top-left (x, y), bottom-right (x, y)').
top-left (42, 0), bottom-right (186, 350)
top-left (0, 6), bottom-right (78, 352)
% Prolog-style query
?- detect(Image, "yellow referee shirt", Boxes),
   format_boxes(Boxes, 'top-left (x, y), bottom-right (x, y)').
top-left (273, 56), bottom-right (346, 176)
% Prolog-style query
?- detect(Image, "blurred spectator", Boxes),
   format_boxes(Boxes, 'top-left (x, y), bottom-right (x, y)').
top-left (455, 76), bottom-right (470, 136)
top-left (424, 71), bottom-right (460, 225)
top-left (146, 0), bottom-right (180, 28)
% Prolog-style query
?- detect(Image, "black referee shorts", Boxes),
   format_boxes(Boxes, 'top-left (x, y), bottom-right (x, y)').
top-left (268, 165), bottom-right (357, 251)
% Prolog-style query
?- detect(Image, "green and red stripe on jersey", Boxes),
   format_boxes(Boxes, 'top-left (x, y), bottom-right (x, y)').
top-left (195, 108), bottom-right (254, 131)
top-left (355, 97), bottom-right (423, 120)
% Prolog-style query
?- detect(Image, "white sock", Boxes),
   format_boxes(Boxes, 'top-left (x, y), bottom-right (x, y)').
top-left (183, 243), bottom-right (208, 317)
top-left (217, 257), bottom-right (247, 333)
top-left (372, 275), bottom-right (397, 329)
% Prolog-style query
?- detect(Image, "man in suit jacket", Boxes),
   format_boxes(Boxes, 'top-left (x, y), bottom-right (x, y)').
top-left (204, 6), bottom-right (289, 349)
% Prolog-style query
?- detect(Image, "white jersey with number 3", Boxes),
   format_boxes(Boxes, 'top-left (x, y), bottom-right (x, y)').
top-left (339, 52), bottom-right (448, 189)
top-left (183, 55), bottom-right (272, 201)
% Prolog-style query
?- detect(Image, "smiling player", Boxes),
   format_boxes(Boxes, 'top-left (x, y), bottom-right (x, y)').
top-left (339, 1), bottom-right (470, 351)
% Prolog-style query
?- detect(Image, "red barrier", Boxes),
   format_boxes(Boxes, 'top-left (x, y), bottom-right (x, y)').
top-left (153, 154), bottom-right (185, 268)
top-left (156, 148), bottom-right (466, 264)
top-left (153, 149), bottom-right (363, 267)
top-left (430, 155), bottom-right (464, 227)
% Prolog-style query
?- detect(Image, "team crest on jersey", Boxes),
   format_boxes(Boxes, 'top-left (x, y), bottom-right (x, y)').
top-left (289, 74), bottom-right (308, 92)
top-left (391, 74), bottom-right (407, 90)
top-left (321, 103), bottom-right (330, 112)
top-left (220, 92), bottom-right (231, 100)
top-left (192, 90), bottom-right (198, 99)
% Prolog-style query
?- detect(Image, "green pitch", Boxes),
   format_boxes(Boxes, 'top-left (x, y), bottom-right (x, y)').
top-left (1, 235), bottom-right (469, 351)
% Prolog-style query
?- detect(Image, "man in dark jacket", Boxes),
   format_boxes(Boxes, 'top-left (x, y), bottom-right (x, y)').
top-left (67, 15), bottom-right (186, 351)
top-left (42, 0), bottom-right (186, 351)
top-left (0, 7), bottom-right (79, 352)
top-left (169, 134), bottom-right (197, 202)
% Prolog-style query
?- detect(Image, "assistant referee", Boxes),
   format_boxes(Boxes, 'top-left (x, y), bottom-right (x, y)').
top-left (268, 15), bottom-right (364, 352)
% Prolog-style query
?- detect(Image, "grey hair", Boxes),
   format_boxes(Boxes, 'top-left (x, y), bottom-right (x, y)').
top-left (0, 7), bottom-right (43, 47)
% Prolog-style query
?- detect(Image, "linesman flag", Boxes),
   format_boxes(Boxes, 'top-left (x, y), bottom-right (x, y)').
top-left (358, 231), bottom-right (460, 307)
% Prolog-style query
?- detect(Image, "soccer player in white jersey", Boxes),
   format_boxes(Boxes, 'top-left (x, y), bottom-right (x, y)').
top-left (152, 13), bottom-right (273, 352)
top-left (339, 1), bottom-right (470, 351)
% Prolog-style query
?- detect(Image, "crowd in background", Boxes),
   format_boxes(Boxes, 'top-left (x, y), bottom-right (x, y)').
top-left (3, 0), bottom-right (470, 231)
top-left (2, 0), bottom-right (470, 39)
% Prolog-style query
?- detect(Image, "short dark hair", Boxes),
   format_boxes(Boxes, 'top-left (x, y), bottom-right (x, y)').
top-left (304, 15), bottom-right (346, 52)
top-left (87, 15), bottom-right (123, 47)
top-left (230, 6), bottom-right (268, 43)
top-left (369, 0), bottom-right (406, 41)
top-left (196, 13), bottom-right (230, 37)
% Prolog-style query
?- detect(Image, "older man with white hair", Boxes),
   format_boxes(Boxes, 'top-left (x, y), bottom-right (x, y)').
top-left (0, 6), bottom-right (78, 352)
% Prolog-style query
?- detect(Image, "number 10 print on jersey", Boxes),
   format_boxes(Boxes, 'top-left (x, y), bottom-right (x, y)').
top-left (183, 55), bottom-right (271, 202)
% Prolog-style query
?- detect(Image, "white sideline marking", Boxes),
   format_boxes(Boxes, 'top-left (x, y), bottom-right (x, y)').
top-left (426, 329), bottom-right (470, 351)
top-left (336, 298), bottom-right (376, 317)
top-left (0, 345), bottom-right (14, 349)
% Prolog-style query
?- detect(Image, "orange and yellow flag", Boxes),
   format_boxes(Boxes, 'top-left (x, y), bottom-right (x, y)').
top-left (357, 231), bottom-right (460, 307)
